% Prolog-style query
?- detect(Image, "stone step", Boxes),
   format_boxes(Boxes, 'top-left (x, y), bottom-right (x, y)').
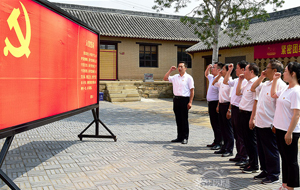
top-left (108, 89), bottom-right (123, 94)
top-left (110, 98), bottom-right (125, 102)
top-left (121, 90), bottom-right (139, 94)
top-left (104, 82), bottom-right (120, 86)
top-left (107, 86), bottom-right (124, 90)
top-left (123, 85), bottom-right (137, 90)
top-left (109, 93), bottom-right (127, 98)
top-left (126, 93), bottom-right (140, 97)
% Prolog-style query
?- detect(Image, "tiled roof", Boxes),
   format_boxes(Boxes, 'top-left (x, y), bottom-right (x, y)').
top-left (54, 3), bottom-right (201, 42)
top-left (186, 6), bottom-right (300, 52)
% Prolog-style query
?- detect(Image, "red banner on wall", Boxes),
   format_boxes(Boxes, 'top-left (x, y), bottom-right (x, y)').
top-left (254, 40), bottom-right (300, 59)
top-left (0, 0), bottom-right (98, 130)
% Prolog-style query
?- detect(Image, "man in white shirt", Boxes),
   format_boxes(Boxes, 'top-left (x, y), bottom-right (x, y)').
top-left (223, 61), bottom-right (248, 165)
top-left (236, 63), bottom-right (260, 173)
top-left (250, 60), bottom-right (286, 184)
top-left (164, 61), bottom-right (194, 144)
top-left (212, 64), bottom-right (234, 157)
top-left (205, 63), bottom-right (223, 150)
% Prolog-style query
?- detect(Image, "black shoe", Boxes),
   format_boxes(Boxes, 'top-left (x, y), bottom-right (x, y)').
top-left (254, 171), bottom-right (267, 180)
top-left (261, 177), bottom-right (279, 184)
top-left (211, 144), bottom-right (221, 150)
top-left (242, 165), bottom-right (259, 173)
top-left (207, 143), bottom-right (216, 147)
top-left (235, 160), bottom-right (248, 167)
top-left (171, 139), bottom-right (182, 143)
top-left (222, 152), bottom-right (233, 157)
top-left (181, 139), bottom-right (188, 144)
top-left (214, 149), bottom-right (226, 154)
top-left (240, 163), bottom-right (250, 170)
top-left (229, 157), bottom-right (240, 162)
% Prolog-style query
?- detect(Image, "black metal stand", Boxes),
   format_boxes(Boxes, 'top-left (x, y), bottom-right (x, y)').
top-left (0, 135), bottom-right (20, 190)
top-left (78, 108), bottom-right (117, 142)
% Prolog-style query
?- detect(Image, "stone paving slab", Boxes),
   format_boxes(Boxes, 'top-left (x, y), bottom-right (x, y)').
top-left (0, 98), bottom-right (298, 189)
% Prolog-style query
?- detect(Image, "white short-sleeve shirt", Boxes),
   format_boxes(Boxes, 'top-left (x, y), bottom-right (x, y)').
top-left (206, 74), bottom-right (219, 101)
top-left (239, 76), bottom-right (258, 112)
top-left (214, 77), bottom-right (232, 103)
top-left (273, 85), bottom-right (300, 132)
top-left (255, 79), bottom-right (287, 128)
top-left (228, 78), bottom-right (247, 107)
top-left (168, 72), bottom-right (194, 97)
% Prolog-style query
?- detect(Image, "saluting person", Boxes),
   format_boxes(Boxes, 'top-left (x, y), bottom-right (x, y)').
top-left (164, 61), bottom-right (194, 144)
top-left (251, 60), bottom-right (286, 184)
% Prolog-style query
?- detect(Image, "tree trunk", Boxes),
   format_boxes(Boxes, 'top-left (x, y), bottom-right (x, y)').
top-left (212, 0), bottom-right (220, 65)
top-left (212, 24), bottom-right (220, 64)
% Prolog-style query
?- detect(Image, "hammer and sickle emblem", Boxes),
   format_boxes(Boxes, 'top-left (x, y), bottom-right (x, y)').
top-left (3, 2), bottom-right (31, 58)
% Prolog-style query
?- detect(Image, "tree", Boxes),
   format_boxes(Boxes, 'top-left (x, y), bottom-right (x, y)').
top-left (153, 0), bottom-right (285, 64)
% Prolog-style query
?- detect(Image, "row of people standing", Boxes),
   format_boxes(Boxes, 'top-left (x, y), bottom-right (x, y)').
top-left (205, 60), bottom-right (300, 190)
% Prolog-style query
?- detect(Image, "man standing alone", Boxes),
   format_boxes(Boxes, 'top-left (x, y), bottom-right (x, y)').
top-left (164, 61), bottom-right (194, 144)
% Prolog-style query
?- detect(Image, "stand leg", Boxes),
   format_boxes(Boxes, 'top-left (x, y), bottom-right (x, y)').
top-left (0, 135), bottom-right (20, 190)
top-left (78, 108), bottom-right (117, 141)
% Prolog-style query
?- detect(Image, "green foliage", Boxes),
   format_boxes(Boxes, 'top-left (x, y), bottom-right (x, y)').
top-left (153, 0), bottom-right (285, 49)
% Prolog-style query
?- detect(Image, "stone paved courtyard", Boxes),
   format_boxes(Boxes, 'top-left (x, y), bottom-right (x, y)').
top-left (0, 98), bottom-right (297, 189)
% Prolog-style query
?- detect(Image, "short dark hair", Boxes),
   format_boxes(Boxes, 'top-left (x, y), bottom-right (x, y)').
top-left (248, 63), bottom-right (259, 76)
top-left (269, 59), bottom-right (284, 73)
top-left (216, 62), bottom-right (224, 70)
top-left (287, 62), bottom-right (300, 84)
top-left (237, 60), bottom-right (248, 69)
top-left (178, 61), bottom-right (187, 68)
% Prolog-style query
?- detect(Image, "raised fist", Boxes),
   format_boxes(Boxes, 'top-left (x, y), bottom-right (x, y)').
top-left (207, 64), bottom-right (212, 69)
top-left (170, 66), bottom-right (177, 71)
top-left (239, 74), bottom-right (245, 80)
top-left (228, 64), bottom-right (234, 71)
top-left (273, 72), bottom-right (281, 80)
top-left (261, 70), bottom-right (267, 78)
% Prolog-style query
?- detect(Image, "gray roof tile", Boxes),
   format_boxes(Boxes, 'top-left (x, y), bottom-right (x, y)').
top-left (55, 3), bottom-right (201, 42)
top-left (187, 7), bottom-right (300, 52)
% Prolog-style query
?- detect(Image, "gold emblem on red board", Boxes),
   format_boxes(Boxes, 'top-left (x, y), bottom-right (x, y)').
top-left (3, 2), bottom-right (31, 58)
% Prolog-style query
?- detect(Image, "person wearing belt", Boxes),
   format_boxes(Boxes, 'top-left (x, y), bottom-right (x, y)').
top-left (236, 63), bottom-right (260, 173)
top-left (164, 61), bottom-right (194, 144)
top-left (205, 63), bottom-right (223, 150)
top-left (223, 61), bottom-right (248, 166)
top-left (250, 60), bottom-right (286, 184)
top-left (212, 64), bottom-right (234, 157)
top-left (271, 62), bottom-right (300, 190)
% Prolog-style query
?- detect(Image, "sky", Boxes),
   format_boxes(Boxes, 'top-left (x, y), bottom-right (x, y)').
top-left (48, 0), bottom-right (300, 16)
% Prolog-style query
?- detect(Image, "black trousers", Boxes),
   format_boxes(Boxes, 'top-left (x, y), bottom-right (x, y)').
top-left (256, 127), bottom-right (280, 180)
top-left (219, 102), bottom-right (234, 152)
top-left (239, 110), bottom-right (258, 168)
top-left (276, 128), bottom-right (300, 187)
top-left (231, 105), bottom-right (247, 160)
top-left (208, 101), bottom-right (222, 145)
top-left (173, 96), bottom-right (190, 140)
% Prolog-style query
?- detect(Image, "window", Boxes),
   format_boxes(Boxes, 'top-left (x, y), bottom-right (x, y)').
top-left (139, 45), bottom-right (158, 67)
top-left (100, 44), bottom-right (116, 50)
top-left (177, 47), bottom-right (192, 68)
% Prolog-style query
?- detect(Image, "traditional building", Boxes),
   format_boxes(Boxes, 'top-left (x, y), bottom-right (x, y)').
top-left (55, 3), bottom-right (200, 81)
top-left (187, 6), bottom-right (300, 100)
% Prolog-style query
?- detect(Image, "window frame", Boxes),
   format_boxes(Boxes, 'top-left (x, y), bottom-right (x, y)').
top-left (137, 42), bottom-right (161, 68)
top-left (176, 45), bottom-right (192, 68)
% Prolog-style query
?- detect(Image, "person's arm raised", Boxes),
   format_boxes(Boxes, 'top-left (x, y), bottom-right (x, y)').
top-left (205, 64), bottom-right (212, 78)
top-left (270, 72), bottom-right (281, 98)
top-left (236, 74), bottom-right (245, 96)
top-left (223, 63), bottom-right (233, 85)
top-left (212, 71), bottom-right (222, 86)
top-left (251, 70), bottom-right (266, 92)
top-left (163, 66), bottom-right (176, 81)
